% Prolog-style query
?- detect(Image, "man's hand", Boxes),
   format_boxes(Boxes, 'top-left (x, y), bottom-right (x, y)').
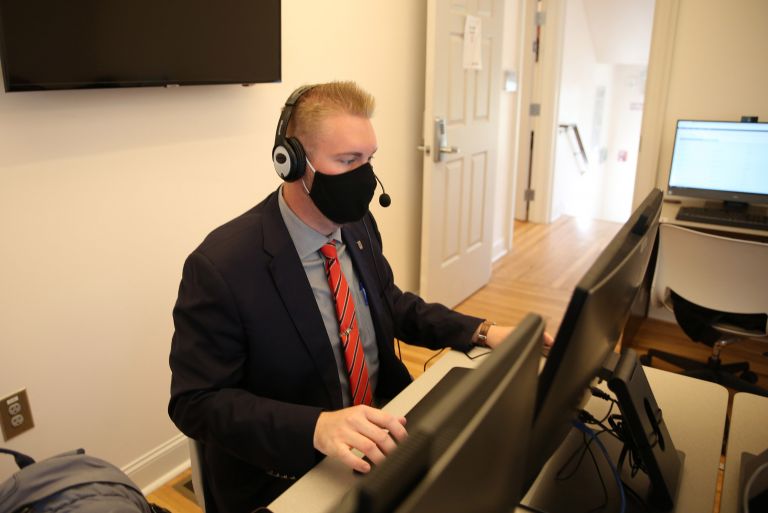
top-left (313, 406), bottom-right (408, 473)
top-left (485, 325), bottom-right (555, 349)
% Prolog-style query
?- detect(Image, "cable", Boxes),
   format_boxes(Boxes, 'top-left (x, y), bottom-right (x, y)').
top-left (527, 426), bottom-right (608, 513)
top-left (572, 420), bottom-right (626, 513)
top-left (596, 401), bottom-right (617, 425)
top-left (423, 348), bottom-right (447, 372)
top-left (578, 410), bottom-right (623, 445)
top-left (607, 414), bottom-right (646, 478)
top-left (464, 347), bottom-right (492, 360)
top-left (582, 442), bottom-right (610, 513)
top-left (556, 431), bottom-right (601, 484)
top-left (587, 387), bottom-right (620, 425)
top-left (589, 385), bottom-right (612, 401)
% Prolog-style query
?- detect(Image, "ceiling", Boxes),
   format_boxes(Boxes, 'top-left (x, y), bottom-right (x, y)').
top-left (582, 0), bottom-right (655, 65)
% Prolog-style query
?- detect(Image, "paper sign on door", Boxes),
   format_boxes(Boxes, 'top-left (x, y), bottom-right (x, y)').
top-left (463, 15), bottom-right (482, 70)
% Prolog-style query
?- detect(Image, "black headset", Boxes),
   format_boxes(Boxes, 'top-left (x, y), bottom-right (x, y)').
top-left (272, 85), bottom-right (314, 182)
top-left (271, 85), bottom-right (392, 207)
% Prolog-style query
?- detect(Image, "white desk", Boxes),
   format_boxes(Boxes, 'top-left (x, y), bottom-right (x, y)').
top-left (269, 349), bottom-right (729, 513)
top-left (660, 201), bottom-right (768, 240)
top-left (268, 350), bottom-right (477, 513)
top-left (720, 392), bottom-right (768, 513)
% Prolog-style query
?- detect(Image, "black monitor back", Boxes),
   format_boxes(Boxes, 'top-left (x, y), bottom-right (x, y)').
top-left (524, 188), bottom-right (663, 486)
top-left (336, 313), bottom-right (544, 513)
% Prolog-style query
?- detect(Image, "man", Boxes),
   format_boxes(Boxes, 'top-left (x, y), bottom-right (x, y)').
top-left (168, 81), bottom-right (515, 513)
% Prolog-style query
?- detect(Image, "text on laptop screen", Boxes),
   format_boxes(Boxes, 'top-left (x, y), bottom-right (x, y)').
top-left (668, 120), bottom-right (768, 203)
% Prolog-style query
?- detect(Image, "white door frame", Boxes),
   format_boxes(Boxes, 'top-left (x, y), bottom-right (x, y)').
top-left (508, 0), bottom-right (537, 231)
top-left (631, 0), bottom-right (681, 208)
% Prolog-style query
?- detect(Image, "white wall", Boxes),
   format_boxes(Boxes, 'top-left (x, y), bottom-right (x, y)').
top-left (0, 0), bottom-right (429, 488)
top-left (552, 0), bottom-right (611, 220)
top-left (653, 0), bottom-right (768, 190)
top-left (600, 65), bottom-right (646, 221)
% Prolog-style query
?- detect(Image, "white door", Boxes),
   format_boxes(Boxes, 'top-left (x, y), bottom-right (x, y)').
top-left (419, 0), bottom-right (505, 308)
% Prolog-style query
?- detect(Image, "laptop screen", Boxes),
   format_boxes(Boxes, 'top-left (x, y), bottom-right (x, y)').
top-left (668, 120), bottom-right (768, 204)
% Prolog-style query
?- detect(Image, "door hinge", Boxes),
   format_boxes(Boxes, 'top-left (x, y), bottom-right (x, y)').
top-left (535, 11), bottom-right (546, 26)
top-left (529, 103), bottom-right (541, 116)
top-left (524, 189), bottom-right (536, 202)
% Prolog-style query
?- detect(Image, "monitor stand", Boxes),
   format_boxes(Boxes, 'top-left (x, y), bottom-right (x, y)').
top-left (522, 349), bottom-right (684, 513)
top-left (602, 349), bottom-right (683, 510)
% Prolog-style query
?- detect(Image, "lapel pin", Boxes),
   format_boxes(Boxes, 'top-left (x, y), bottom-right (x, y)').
top-left (357, 241), bottom-right (364, 250)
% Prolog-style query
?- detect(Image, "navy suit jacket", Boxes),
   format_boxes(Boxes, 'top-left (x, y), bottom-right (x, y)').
top-left (168, 190), bottom-right (481, 513)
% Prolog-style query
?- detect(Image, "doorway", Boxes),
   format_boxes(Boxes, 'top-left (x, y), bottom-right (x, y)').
top-left (551, 0), bottom-right (655, 223)
top-left (513, 0), bottom-right (656, 225)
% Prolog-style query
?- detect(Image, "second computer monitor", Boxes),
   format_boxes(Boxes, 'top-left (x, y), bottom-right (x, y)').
top-left (524, 188), bottom-right (664, 486)
top-left (335, 313), bottom-right (545, 513)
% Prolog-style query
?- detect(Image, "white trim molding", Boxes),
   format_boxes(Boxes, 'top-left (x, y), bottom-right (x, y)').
top-left (122, 433), bottom-right (190, 495)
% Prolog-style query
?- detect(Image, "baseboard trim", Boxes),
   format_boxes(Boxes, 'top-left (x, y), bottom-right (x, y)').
top-left (492, 238), bottom-right (508, 263)
top-left (122, 433), bottom-right (190, 495)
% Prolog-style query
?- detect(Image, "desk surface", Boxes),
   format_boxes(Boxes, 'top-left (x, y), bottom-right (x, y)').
top-left (575, 364), bottom-right (728, 513)
top-left (269, 350), bottom-right (477, 513)
top-left (720, 392), bottom-right (768, 513)
top-left (269, 350), bottom-right (729, 513)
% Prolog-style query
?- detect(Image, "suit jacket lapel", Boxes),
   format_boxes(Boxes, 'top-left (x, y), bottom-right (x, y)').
top-left (261, 192), bottom-right (344, 410)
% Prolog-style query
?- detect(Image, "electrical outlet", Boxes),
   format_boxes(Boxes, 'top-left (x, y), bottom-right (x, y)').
top-left (0, 389), bottom-right (35, 441)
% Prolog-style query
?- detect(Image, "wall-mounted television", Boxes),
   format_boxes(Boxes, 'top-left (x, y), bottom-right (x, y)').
top-left (0, 0), bottom-right (281, 92)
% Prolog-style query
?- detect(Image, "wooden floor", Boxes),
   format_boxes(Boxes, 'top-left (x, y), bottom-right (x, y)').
top-left (148, 216), bottom-right (767, 512)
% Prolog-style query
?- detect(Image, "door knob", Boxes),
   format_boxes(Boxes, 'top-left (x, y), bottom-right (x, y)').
top-left (431, 117), bottom-right (460, 162)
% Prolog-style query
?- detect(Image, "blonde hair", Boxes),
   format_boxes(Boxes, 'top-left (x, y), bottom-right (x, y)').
top-left (286, 81), bottom-right (375, 140)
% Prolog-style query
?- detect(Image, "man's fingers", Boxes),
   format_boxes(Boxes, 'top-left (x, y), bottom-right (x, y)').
top-left (354, 422), bottom-right (398, 456)
top-left (313, 406), bottom-right (409, 473)
top-left (364, 408), bottom-right (408, 443)
top-left (333, 442), bottom-right (372, 473)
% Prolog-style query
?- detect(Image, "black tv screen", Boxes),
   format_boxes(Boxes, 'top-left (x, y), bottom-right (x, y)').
top-left (0, 0), bottom-right (281, 92)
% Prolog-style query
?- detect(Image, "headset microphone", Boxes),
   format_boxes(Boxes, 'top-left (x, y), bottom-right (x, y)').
top-left (375, 173), bottom-right (391, 207)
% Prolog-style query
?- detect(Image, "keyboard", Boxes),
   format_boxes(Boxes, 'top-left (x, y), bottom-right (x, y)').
top-left (676, 206), bottom-right (768, 231)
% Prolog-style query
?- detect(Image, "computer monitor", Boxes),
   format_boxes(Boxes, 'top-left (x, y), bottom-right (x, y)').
top-left (333, 313), bottom-right (545, 513)
top-left (524, 188), bottom-right (664, 489)
top-left (667, 120), bottom-right (768, 207)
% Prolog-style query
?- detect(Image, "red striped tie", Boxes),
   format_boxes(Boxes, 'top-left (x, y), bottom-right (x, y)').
top-left (319, 241), bottom-right (373, 406)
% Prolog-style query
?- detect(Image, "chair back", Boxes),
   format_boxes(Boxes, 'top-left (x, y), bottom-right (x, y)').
top-left (188, 438), bottom-right (207, 513)
top-left (652, 224), bottom-right (768, 317)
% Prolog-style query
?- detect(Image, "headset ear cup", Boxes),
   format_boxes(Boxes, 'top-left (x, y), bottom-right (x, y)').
top-left (285, 137), bottom-right (306, 181)
top-left (272, 137), bottom-right (306, 182)
top-left (272, 142), bottom-right (294, 181)
top-left (273, 86), bottom-right (315, 181)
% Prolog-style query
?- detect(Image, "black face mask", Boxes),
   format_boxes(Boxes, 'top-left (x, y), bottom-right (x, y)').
top-left (306, 159), bottom-right (377, 224)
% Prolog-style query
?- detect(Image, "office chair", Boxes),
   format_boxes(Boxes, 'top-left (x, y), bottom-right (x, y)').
top-left (188, 438), bottom-right (212, 513)
top-left (641, 223), bottom-right (768, 396)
